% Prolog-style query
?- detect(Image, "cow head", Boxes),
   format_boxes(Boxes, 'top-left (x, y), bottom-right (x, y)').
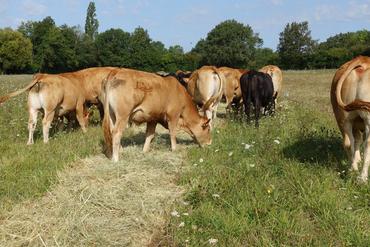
top-left (193, 117), bottom-right (212, 147)
top-left (177, 116), bottom-right (212, 147)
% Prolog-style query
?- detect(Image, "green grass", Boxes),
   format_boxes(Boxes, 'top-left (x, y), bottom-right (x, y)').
top-left (165, 70), bottom-right (370, 246)
top-left (1, 71), bottom-right (370, 246)
top-left (0, 75), bottom-right (103, 213)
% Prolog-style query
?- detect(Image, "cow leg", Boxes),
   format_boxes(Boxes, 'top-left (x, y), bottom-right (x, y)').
top-left (111, 117), bottom-right (128, 162)
top-left (42, 110), bottom-right (55, 143)
top-left (360, 121), bottom-right (370, 183)
top-left (254, 100), bottom-right (261, 128)
top-left (205, 109), bottom-right (213, 120)
top-left (168, 117), bottom-right (179, 151)
top-left (143, 122), bottom-right (157, 153)
top-left (343, 121), bottom-right (356, 171)
top-left (212, 102), bottom-right (219, 119)
top-left (352, 129), bottom-right (362, 172)
top-left (75, 99), bottom-right (88, 133)
top-left (27, 108), bottom-right (38, 145)
top-left (97, 102), bottom-right (104, 121)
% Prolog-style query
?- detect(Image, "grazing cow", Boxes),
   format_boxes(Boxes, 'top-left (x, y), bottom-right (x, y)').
top-left (331, 55), bottom-right (370, 183)
top-left (259, 65), bottom-right (283, 103)
top-left (240, 70), bottom-right (274, 127)
top-left (102, 68), bottom-right (212, 162)
top-left (218, 67), bottom-right (243, 111)
top-left (0, 67), bottom-right (118, 144)
top-left (186, 66), bottom-right (225, 121)
top-left (155, 70), bottom-right (192, 88)
top-left (175, 70), bottom-right (192, 87)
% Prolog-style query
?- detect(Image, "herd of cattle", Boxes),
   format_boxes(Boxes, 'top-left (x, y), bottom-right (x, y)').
top-left (1, 55), bottom-right (370, 183)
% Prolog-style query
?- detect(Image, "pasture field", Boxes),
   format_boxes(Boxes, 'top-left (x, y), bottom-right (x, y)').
top-left (0, 70), bottom-right (369, 246)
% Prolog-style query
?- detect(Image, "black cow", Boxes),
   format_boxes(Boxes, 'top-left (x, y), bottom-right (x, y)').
top-left (240, 70), bottom-right (275, 127)
top-left (156, 71), bottom-right (192, 88)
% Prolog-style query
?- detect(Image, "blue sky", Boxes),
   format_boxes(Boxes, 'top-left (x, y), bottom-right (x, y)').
top-left (1, 0), bottom-right (369, 51)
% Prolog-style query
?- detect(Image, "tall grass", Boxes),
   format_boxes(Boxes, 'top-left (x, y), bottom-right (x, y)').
top-left (164, 70), bottom-right (370, 246)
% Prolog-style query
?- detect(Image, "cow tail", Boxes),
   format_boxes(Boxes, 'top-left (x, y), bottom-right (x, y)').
top-left (202, 69), bottom-right (224, 113)
top-left (335, 57), bottom-right (370, 111)
top-left (102, 78), bottom-right (113, 158)
top-left (0, 77), bottom-right (40, 104)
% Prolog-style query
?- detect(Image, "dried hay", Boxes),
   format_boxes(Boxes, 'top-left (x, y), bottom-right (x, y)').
top-left (0, 125), bottom-right (190, 246)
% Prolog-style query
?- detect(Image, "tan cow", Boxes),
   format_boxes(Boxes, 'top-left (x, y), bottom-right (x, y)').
top-left (102, 68), bottom-right (212, 162)
top-left (0, 67), bottom-right (118, 144)
top-left (217, 66), bottom-right (243, 110)
top-left (187, 66), bottom-right (225, 120)
top-left (259, 65), bottom-right (283, 102)
top-left (331, 55), bottom-right (370, 183)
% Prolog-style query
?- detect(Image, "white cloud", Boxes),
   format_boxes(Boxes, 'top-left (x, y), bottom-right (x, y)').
top-left (346, 1), bottom-right (370, 20)
top-left (22, 0), bottom-right (47, 16)
top-left (314, 4), bottom-right (340, 21)
top-left (314, 1), bottom-right (370, 22)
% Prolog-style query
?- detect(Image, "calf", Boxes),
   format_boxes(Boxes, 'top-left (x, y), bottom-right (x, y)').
top-left (102, 68), bottom-right (212, 162)
top-left (240, 70), bottom-right (274, 127)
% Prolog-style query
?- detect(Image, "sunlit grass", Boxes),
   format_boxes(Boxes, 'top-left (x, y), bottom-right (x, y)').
top-left (164, 70), bottom-right (370, 246)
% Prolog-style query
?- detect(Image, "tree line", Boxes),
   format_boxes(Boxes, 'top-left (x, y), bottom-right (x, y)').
top-left (0, 2), bottom-right (369, 74)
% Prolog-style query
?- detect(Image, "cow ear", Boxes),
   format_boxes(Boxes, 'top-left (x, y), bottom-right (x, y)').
top-left (202, 118), bottom-right (211, 128)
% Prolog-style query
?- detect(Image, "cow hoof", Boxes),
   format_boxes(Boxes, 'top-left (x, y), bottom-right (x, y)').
top-left (357, 175), bottom-right (368, 184)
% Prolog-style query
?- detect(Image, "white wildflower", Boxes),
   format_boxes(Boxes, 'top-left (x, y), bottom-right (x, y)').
top-left (208, 238), bottom-right (218, 245)
top-left (193, 163), bottom-right (198, 167)
top-left (354, 195), bottom-right (359, 199)
top-left (212, 194), bottom-right (220, 198)
top-left (216, 130), bottom-right (220, 134)
top-left (228, 152), bottom-right (233, 157)
top-left (245, 144), bottom-right (252, 150)
top-left (178, 222), bottom-right (185, 227)
top-left (241, 142), bottom-right (245, 145)
top-left (183, 212), bottom-right (189, 216)
top-left (171, 210), bottom-right (180, 217)
top-left (215, 149), bottom-right (219, 153)
top-left (199, 158), bottom-right (204, 163)
top-left (274, 140), bottom-right (280, 144)
top-left (249, 164), bottom-right (255, 168)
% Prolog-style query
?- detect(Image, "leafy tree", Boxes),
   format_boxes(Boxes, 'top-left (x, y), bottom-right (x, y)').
top-left (85, 1), bottom-right (99, 40)
top-left (251, 48), bottom-right (278, 69)
top-left (76, 35), bottom-right (98, 69)
top-left (277, 21), bottom-right (317, 69)
top-left (95, 28), bottom-right (130, 67)
top-left (310, 30), bottom-right (370, 68)
top-left (0, 28), bottom-right (32, 74)
top-left (26, 17), bottom-right (79, 72)
top-left (128, 27), bottom-right (162, 71)
top-left (17, 21), bottom-right (35, 39)
top-left (193, 19), bottom-right (262, 68)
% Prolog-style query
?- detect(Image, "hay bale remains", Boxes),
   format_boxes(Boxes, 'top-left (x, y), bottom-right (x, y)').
top-left (0, 135), bottom-right (186, 246)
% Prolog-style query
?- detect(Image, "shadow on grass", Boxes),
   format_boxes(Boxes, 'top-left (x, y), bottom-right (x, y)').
top-left (283, 133), bottom-right (348, 173)
top-left (99, 132), bottom-right (194, 150)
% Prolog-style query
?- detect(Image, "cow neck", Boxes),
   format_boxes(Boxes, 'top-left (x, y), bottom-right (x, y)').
top-left (181, 94), bottom-right (203, 127)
